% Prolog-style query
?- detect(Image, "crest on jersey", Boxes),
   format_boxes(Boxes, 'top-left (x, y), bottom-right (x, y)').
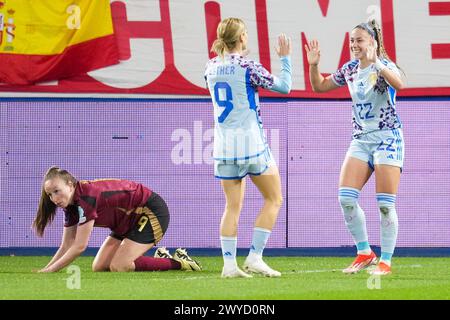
top-left (369, 72), bottom-right (378, 86)
top-left (78, 206), bottom-right (86, 223)
top-left (357, 82), bottom-right (365, 100)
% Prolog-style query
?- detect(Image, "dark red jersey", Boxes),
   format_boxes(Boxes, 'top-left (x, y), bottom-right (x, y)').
top-left (64, 179), bottom-right (152, 236)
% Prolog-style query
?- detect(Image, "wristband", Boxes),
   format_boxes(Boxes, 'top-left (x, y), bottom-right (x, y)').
top-left (374, 59), bottom-right (387, 72)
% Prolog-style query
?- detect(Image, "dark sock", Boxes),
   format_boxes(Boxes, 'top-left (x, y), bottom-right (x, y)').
top-left (134, 256), bottom-right (181, 271)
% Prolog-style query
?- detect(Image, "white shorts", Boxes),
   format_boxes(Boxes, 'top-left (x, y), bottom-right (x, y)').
top-left (346, 128), bottom-right (404, 170)
top-left (214, 148), bottom-right (275, 180)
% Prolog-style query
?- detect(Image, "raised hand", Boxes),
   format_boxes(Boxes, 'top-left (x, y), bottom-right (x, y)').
top-left (304, 40), bottom-right (321, 66)
top-left (275, 33), bottom-right (292, 57)
top-left (367, 39), bottom-right (378, 64)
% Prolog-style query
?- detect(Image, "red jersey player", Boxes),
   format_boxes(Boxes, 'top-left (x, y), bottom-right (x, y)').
top-left (33, 166), bottom-right (201, 273)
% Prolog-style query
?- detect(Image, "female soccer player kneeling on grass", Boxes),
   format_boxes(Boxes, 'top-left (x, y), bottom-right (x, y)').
top-left (33, 166), bottom-right (201, 273)
top-left (305, 20), bottom-right (405, 275)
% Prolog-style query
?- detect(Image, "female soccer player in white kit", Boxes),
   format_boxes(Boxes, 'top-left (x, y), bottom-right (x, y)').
top-left (305, 20), bottom-right (405, 275)
top-left (205, 18), bottom-right (292, 278)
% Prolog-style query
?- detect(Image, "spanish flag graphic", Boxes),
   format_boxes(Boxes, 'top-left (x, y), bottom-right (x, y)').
top-left (0, 0), bottom-right (119, 85)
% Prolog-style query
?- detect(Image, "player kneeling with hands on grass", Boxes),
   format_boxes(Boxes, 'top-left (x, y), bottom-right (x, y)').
top-left (33, 166), bottom-right (201, 273)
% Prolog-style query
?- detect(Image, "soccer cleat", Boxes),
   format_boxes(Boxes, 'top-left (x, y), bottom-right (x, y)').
top-left (242, 257), bottom-right (281, 277)
top-left (369, 262), bottom-right (391, 275)
top-left (173, 248), bottom-right (202, 271)
top-left (154, 247), bottom-right (173, 259)
top-left (221, 266), bottom-right (252, 278)
top-left (343, 251), bottom-right (377, 274)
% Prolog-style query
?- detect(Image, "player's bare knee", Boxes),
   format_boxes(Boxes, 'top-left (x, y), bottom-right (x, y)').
top-left (110, 264), bottom-right (127, 272)
top-left (110, 261), bottom-right (133, 272)
top-left (265, 195), bottom-right (283, 208)
top-left (225, 202), bottom-right (242, 214)
top-left (275, 196), bottom-right (283, 208)
top-left (92, 263), bottom-right (109, 272)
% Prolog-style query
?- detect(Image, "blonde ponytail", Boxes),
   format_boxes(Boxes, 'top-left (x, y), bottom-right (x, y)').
top-left (210, 18), bottom-right (246, 57)
top-left (211, 38), bottom-right (227, 58)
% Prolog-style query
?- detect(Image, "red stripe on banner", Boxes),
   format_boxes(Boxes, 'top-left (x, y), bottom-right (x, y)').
top-left (338, 32), bottom-right (351, 68)
top-left (429, 2), bottom-right (450, 59)
top-left (301, 32), bottom-right (313, 93)
top-left (317, 0), bottom-right (330, 17)
top-left (111, 1), bottom-right (133, 61)
top-left (0, 34), bottom-right (119, 85)
top-left (429, 1), bottom-right (450, 15)
top-left (256, 0), bottom-right (271, 72)
top-left (128, 21), bottom-right (165, 38)
top-left (205, 1), bottom-right (221, 59)
top-left (160, 0), bottom-right (175, 67)
top-left (111, 1), bottom-right (165, 61)
top-left (381, 0), bottom-right (396, 62)
top-left (432, 44), bottom-right (450, 59)
top-left (400, 87), bottom-right (450, 96)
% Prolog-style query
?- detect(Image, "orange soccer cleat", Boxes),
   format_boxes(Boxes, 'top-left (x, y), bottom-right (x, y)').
top-left (342, 251), bottom-right (377, 274)
top-left (369, 262), bottom-right (392, 275)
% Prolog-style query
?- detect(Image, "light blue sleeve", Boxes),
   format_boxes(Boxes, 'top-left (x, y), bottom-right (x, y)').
top-left (386, 60), bottom-right (401, 77)
top-left (270, 56), bottom-right (292, 94)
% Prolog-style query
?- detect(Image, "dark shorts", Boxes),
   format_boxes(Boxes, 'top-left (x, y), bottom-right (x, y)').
top-left (110, 192), bottom-right (170, 244)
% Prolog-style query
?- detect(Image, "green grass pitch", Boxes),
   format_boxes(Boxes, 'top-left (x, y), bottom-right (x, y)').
top-left (1, 256), bottom-right (449, 300)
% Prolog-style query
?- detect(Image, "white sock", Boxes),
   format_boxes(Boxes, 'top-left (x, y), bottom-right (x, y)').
top-left (248, 227), bottom-right (271, 257)
top-left (221, 236), bottom-right (238, 269)
top-left (377, 193), bottom-right (398, 266)
top-left (339, 188), bottom-right (370, 253)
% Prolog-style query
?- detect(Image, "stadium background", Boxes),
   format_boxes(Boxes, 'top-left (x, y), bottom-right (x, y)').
top-left (0, 0), bottom-right (449, 254)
